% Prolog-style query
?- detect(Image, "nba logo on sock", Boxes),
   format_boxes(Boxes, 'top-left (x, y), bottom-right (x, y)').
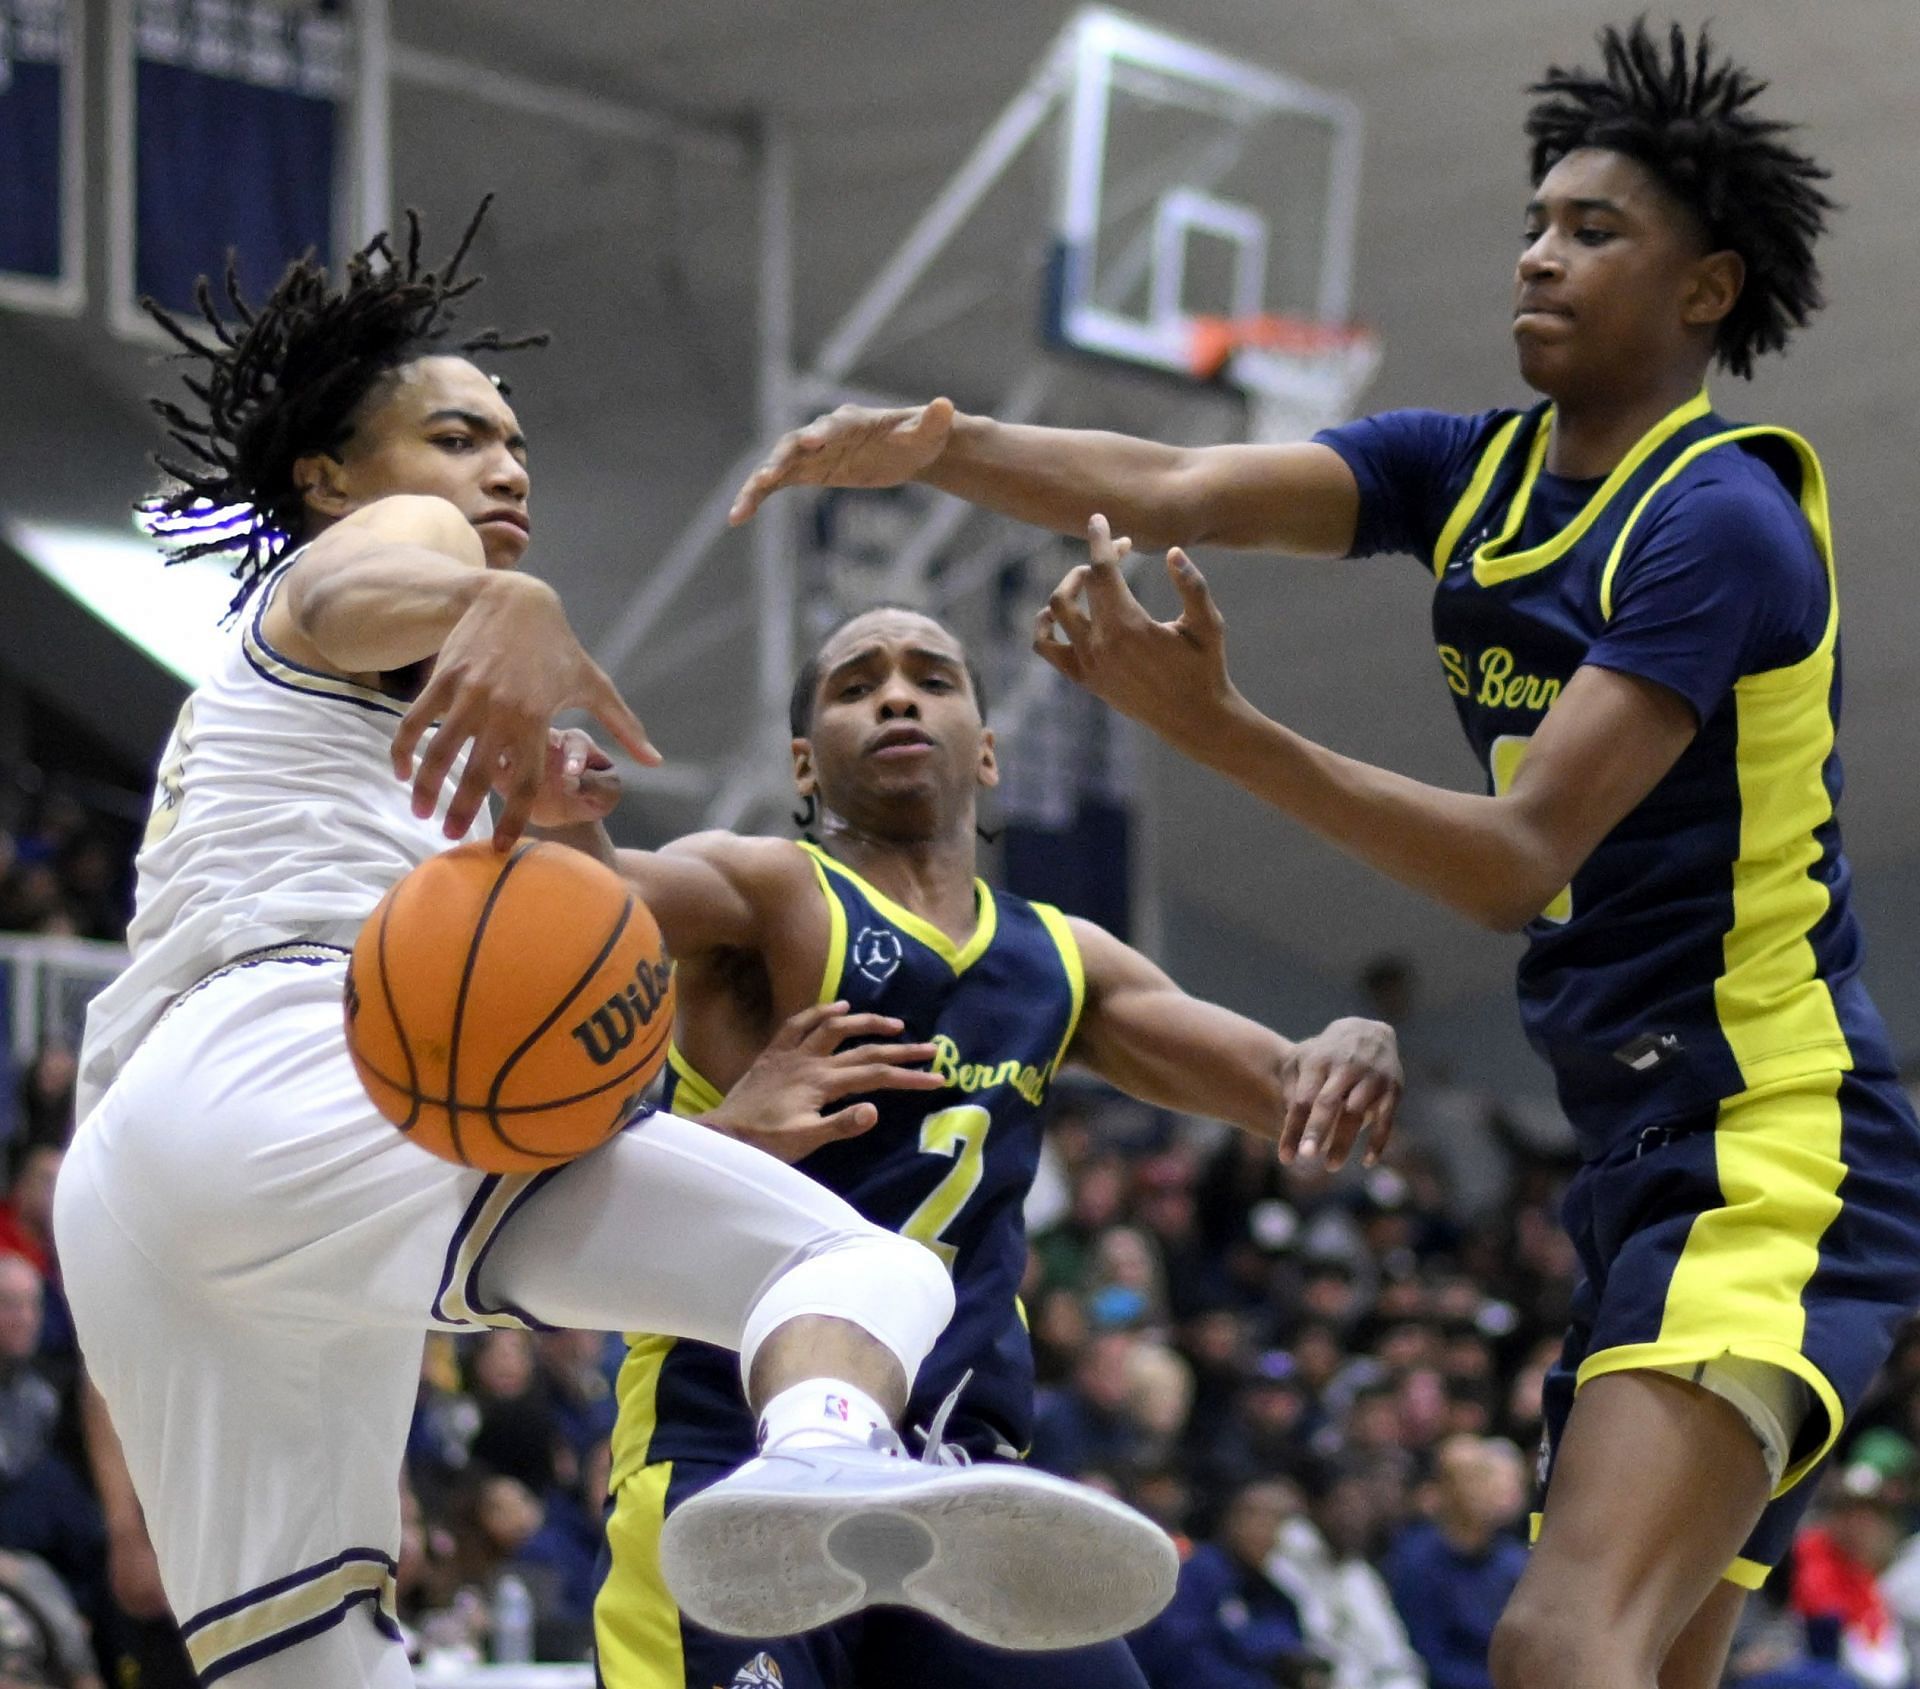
top-left (824, 1394), bottom-right (851, 1421)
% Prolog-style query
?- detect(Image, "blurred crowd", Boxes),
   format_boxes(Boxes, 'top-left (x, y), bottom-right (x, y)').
top-left (0, 781), bottom-right (137, 946)
top-left (4, 786), bottom-right (1920, 1686)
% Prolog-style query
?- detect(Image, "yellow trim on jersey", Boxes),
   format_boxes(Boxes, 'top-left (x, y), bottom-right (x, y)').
top-left (801, 843), bottom-right (850, 1005)
top-left (1430, 414), bottom-right (1526, 578)
top-left (243, 570), bottom-right (408, 716)
top-left (1718, 656), bottom-right (1852, 1087)
top-left (1571, 1074), bottom-right (1849, 1498)
top-left (661, 845), bottom-right (847, 1119)
top-left (183, 1557), bottom-right (398, 1682)
top-left (1029, 901), bottom-right (1087, 1077)
top-left (1598, 427), bottom-right (1834, 625)
top-left (663, 1044), bottom-right (724, 1115)
top-left (799, 840), bottom-right (998, 975)
top-left (599, 1338), bottom-right (683, 1689)
top-left (1470, 389), bottom-right (1713, 588)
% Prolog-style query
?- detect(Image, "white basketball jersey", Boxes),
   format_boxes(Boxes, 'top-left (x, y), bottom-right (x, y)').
top-left (77, 557), bottom-right (487, 1118)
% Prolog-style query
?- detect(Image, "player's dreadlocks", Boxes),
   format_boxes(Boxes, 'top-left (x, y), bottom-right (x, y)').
top-left (1525, 19), bottom-right (1834, 379)
top-left (142, 197), bottom-right (546, 614)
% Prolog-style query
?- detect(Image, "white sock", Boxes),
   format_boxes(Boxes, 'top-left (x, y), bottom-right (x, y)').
top-left (756, 1379), bottom-right (893, 1452)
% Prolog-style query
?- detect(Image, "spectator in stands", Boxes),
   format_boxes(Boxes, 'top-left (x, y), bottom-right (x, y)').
top-left (455, 1474), bottom-right (595, 1662)
top-left (1030, 1285), bottom-right (1093, 1388)
top-left (1383, 1436), bottom-right (1528, 1689)
top-left (1032, 1152), bottom-right (1131, 1293)
top-left (0, 1258), bottom-right (98, 1631)
top-left (465, 1331), bottom-right (561, 1499)
top-left (12, 1054), bottom-right (75, 1157)
top-left (1267, 1461), bottom-right (1426, 1689)
top-left (0, 1145), bottom-right (71, 1366)
top-left (1789, 1471), bottom-right (1912, 1688)
top-left (535, 1332), bottom-right (618, 1478)
top-left (1031, 1330), bottom-right (1154, 1478)
top-left (0, 1260), bottom-right (60, 1483)
top-left (1133, 1477), bottom-right (1322, 1689)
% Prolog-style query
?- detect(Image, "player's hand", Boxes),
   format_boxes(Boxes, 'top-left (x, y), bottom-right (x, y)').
top-left (108, 1524), bottom-right (172, 1620)
top-left (1277, 1017), bottom-right (1403, 1171)
top-left (1033, 516), bottom-right (1242, 752)
top-left (521, 729), bottom-right (622, 829)
top-left (701, 1001), bottom-right (946, 1163)
top-left (729, 399), bottom-right (957, 525)
top-left (390, 573), bottom-right (659, 851)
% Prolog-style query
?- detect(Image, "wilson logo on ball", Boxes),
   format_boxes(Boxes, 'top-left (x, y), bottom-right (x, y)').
top-left (571, 957), bottom-right (675, 1066)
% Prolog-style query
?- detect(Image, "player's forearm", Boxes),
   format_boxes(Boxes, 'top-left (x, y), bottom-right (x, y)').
top-left (921, 413), bottom-right (1206, 548)
top-left (1083, 1003), bottom-right (1294, 1135)
top-left (288, 541), bottom-right (541, 674)
top-left (1180, 698), bottom-right (1565, 932)
top-left (924, 416), bottom-right (1359, 557)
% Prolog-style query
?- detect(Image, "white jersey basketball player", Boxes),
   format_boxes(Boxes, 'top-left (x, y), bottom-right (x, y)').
top-left (54, 226), bottom-right (1175, 1689)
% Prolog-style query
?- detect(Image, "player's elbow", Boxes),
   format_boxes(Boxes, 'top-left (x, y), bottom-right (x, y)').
top-left (1471, 837), bottom-right (1577, 933)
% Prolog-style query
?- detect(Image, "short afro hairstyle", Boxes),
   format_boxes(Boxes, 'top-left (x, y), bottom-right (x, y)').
top-left (142, 197), bottom-right (545, 614)
top-left (1525, 19), bottom-right (1834, 378)
top-left (788, 605), bottom-right (989, 740)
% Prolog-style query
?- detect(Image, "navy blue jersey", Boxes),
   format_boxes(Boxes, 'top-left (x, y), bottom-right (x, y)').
top-left (612, 842), bottom-right (1083, 1483)
top-left (1316, 391), bottom-right (1896, 1155)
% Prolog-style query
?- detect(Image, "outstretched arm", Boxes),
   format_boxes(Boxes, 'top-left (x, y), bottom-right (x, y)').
top-left (1068, 917), bottom-right (1401, 1169)
top-left (729, 398), bottom-right (1363, 557)
top-left (1037, 520), bottom-right (1698, 933)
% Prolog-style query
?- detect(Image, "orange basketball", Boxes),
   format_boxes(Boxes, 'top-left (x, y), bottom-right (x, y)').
top-left (343, 840), bottom-right (674, 1173)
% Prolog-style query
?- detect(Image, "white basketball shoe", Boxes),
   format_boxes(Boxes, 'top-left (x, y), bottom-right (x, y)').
top-left (658, 1429), bottom-right (1179, 1651)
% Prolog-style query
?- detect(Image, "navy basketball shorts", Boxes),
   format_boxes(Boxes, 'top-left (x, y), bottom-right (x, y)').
top-left (1538, 1069), bottom-right (1920, 1585)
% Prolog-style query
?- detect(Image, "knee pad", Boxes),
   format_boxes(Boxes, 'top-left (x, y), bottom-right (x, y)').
top-left (739, 1226), bottom-right (954, 1392)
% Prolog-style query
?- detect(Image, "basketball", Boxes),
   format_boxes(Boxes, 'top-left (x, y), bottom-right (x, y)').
top-left (343, 841), bottom-right (674, 1173)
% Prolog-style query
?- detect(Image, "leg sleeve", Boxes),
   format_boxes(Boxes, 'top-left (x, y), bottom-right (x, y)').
top-left (478, 1110), bottom-right (952, 1384)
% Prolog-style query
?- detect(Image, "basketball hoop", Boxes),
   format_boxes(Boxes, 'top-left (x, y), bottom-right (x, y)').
top-left (1184, 313), bottom-right (1382, 444)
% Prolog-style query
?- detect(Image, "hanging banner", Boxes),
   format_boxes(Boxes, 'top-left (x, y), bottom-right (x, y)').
top-left (111, 0), bottom-right (350, 336)
top-left (0, 0), bottom-right (83, 313)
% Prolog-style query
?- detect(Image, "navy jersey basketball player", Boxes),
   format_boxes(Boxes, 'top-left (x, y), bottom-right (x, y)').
top-left (728, 22), bottom-right (1920, 1689)
top-left (569, 605), bottom-right (1402, 1689)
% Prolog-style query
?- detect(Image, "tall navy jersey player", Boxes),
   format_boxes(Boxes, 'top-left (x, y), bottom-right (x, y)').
top-left (729, 21), bottom-right (1920, 1689)
top-left (571, 606), bottom-right (1402, 1689)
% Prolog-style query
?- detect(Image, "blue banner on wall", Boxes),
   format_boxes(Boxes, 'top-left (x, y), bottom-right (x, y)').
top-left (122, 0), bottom-right (347, 321)
top-left (0, 0), bottom-right (78, 305)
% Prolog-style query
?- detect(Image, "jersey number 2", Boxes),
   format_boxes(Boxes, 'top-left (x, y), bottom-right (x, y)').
top-left (900, 1105), bottom-right (990, 1269)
